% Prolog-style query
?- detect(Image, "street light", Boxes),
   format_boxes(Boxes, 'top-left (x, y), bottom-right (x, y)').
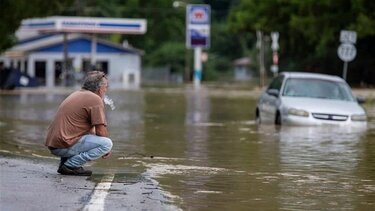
top-left (173, 1), bottom-right (187, 8)
top-left (173, 1), bottom-right (191, 83)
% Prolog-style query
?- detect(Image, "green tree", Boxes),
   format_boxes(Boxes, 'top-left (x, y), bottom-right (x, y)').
top-left (64, 0), bottom-right (243, 79)
top-left (0, 0), bottom-right (74, 51)
top-left (1, 0), bottom-right (244, 81)
top-left (65, 0), bottom-right (187, 72)
top-left (228, 0), bottom-right (375, 84)
top-left (147, 41), bottom-right (186, 74)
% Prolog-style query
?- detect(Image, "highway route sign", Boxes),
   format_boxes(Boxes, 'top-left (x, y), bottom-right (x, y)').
top-left (337, 43), bottom-right (356, 62)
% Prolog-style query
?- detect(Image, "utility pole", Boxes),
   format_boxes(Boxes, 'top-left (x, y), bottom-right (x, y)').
top-left (271, 32), bottom-right (279, 77)
top-left (256, 30), bottom-right (266, 87)
top-left (62, 33), bottom-right (68, 86)
top-left (174, 1), bottom-right (191, 82)
top-left (184, 49), bottom-right (191, 82)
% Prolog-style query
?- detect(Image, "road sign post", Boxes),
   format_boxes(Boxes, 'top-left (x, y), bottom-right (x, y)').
top-left (256, 30), bottom-right (266, 87)
top-left (194, 47), bottom-right (202, 88)
top-left (270, 32), bottom-right (279, 77)
top-left (186, 4), bottom-right (210, 89)
top-left (338, 30), bottom-right (357, 81)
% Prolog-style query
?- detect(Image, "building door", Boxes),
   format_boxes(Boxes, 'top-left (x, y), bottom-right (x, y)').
top-left (128, 73), bottom-right (135, 84)
top-left (96, 61), bottom-right (108, 74)
top-left (35, 61), bottom-right (46, 86)
top-left (23, 61), bottom-right (28, 73)
top-left (54, 61), bottom-right (63, 86)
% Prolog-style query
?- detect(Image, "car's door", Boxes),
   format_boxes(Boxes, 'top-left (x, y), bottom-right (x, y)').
top-left (259, 75), bottom-right (284, 123)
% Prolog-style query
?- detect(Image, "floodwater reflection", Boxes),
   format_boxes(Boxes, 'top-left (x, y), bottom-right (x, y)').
top-left (0, 88), bottom-right (374, 210)
top-left (259, 125), bottom-right (370, 210)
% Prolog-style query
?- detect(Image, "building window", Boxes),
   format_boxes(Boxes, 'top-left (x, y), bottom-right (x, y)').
top-left (82, 60), bottom-right (108, 74)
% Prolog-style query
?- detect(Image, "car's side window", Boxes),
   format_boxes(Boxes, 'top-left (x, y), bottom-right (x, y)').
top-left (268, 75), bottom-right (284, 91)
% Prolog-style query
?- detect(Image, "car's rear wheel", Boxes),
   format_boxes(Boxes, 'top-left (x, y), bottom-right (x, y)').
top-left (275, 111), bottom-right (282, 125)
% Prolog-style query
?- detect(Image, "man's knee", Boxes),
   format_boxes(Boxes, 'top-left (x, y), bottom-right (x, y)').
top-left (101, 137), bottom-right (113, 152)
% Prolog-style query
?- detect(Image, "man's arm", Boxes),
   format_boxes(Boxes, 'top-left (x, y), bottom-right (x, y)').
top-left (95, 124), bottom-right (111, 159)
top-left (95, 124), bottom-right (109, 137)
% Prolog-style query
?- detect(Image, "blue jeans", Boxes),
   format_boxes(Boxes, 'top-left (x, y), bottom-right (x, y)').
top-left (50, 134), bottom-right (113, 168)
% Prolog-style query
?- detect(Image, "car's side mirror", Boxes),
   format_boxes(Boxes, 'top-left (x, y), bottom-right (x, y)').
top-left (267, 89), bottom-right (279, 98)
top-left (356, 96), bottom-right (366, 104)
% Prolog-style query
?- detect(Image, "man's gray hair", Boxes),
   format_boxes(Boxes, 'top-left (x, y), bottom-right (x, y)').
top-left (82, 71), bottom-right (107, 92)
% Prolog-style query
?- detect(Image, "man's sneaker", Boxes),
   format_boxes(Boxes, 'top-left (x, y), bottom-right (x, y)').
top-left (59, 157), bottom-right (68, 169)
top-left (57, 164), bottom-right (92, 176)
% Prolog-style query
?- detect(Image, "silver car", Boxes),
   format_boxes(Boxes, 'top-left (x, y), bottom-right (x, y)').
top-left (256, 72), bottom-right (367, 126)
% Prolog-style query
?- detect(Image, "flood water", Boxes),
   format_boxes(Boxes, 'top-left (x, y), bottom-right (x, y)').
top-left (1, 86), bottom-right (375, 210)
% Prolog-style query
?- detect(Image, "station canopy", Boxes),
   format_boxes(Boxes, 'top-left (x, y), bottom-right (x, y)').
top-left (20, 16), bottom-right (147, 34)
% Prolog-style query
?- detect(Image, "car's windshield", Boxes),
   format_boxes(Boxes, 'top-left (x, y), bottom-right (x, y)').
top-left (282, 78), bottom-right (355, 101)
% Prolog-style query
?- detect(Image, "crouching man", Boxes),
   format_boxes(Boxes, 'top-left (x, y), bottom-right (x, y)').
top-left (45, 71), bottom-right (113, 176)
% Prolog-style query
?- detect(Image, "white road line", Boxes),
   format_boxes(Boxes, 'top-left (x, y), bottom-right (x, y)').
top-left (83, 174), bottom-right (115, 211)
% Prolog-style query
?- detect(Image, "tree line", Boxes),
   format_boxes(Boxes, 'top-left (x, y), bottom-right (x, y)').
top-left (1, 0), bottom-right (374, 85)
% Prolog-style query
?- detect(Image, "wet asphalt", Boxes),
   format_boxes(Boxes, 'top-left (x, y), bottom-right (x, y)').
top-left (0, 155), bottom-right (95, 210)
top-left (0, 154), bottom-right (178, 211)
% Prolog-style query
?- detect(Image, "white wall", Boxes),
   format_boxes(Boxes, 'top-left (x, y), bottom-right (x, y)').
top-left (108, 53), bottom-right (141, 89)
top-left (24, 52), bottom-right (141, 89)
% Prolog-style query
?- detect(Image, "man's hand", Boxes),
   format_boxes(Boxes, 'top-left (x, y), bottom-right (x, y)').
top-left (102, 151), bottom-right (112, 159)
top-left (95, 124), bottom-right (109, 137)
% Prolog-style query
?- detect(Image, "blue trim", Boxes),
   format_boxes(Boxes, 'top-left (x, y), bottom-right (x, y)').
top-left (17, 33), bottom-right (59, 45)
top-left (194, 70), bottom-right (202, 81)
top-left (98, 23), bottom-right (140, 28)
top-left (23, 21), bottom-right (55, 27)
top-left (62, 21), bottom-right (95, 27)
top-left (33, 38), bottom-right (136, 54)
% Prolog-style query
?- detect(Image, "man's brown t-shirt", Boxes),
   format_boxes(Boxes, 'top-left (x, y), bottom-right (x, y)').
top-left (45, 90), bottom-right (107, 148)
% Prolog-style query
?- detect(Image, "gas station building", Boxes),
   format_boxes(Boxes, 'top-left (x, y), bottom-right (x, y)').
top-left (0, 16), bottom-right (147, 89)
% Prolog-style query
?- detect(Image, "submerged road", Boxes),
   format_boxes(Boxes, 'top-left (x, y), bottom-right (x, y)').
top-left (1, 87), bottom-right (374, 210)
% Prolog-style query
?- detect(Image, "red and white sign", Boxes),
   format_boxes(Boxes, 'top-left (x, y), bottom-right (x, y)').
top-left (272, 52), bottom-right (279, 65)
top-left (189, 6), bottom-right (209, 24)
top-left (186, 4), bottom-right (210, 49)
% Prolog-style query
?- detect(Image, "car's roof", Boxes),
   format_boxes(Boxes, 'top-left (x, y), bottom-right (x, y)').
top-left (280, 72), bottom-right (345, 82)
